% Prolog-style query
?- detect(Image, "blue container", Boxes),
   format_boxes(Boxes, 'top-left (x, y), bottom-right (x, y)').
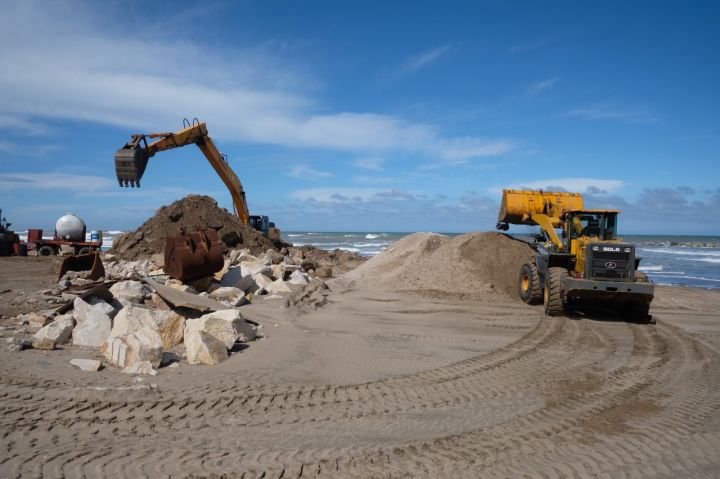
top-left (90, 230), bottom-right (102, 243)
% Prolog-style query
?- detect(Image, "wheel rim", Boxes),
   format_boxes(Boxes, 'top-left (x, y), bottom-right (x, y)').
top-left (520, 274), bottom-right (530, 293)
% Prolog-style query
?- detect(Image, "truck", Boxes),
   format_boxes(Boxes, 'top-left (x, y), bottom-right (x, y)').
top-left (27, 214), bottom-right (103, 256)
top-left (496, 189), bottom-right (654, 321)
top-left (114, 119), bottom-right (281, 241)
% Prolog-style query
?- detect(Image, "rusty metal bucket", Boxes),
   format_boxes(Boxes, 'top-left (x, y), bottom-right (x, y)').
top-left (58, 251), bottom-right (105, 281)
top-left (164, 228), bottom-right (224, 282)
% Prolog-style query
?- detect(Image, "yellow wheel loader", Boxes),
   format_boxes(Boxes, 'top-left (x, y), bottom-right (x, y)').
top-left (497, 189), bottom-right (654, 321)
top-left (114, 118), bottom-right (281, 241)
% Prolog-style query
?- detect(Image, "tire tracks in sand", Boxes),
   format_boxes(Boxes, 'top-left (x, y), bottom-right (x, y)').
top-left (2, 311), bottom-right (720, 478)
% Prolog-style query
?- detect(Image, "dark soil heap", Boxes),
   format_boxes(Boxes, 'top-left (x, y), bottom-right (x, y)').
top-left (112, 195), bottom-right (280, 260)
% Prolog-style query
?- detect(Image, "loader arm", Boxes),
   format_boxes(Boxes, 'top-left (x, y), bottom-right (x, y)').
top-left (115, 122), bottom-right (250, 225)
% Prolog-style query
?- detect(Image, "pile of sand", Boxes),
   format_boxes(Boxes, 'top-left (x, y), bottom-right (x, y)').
top-left (342, 232), bottom-right (536, 300)
top-left (112, 195), bottom-right (280, 260)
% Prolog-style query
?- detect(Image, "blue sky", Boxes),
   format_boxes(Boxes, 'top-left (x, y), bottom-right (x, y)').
top-left (1, 0), bottom-right (719, 234)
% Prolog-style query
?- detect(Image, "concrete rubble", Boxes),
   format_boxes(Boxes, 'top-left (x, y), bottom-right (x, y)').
top-left (9, 245), bottom-right (333, 375)
top-left (70, 358), bottom-right (102, 371)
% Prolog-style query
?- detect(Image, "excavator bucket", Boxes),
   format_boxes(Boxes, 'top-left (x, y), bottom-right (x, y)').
top-left (58, 251), bottom-right (105, 281)
top-left (115, 143), bottom-right (149, 187)
top-left (164, 228), bottom-right (224, 282)
top-left (497, 189), bottom-right (585, 227)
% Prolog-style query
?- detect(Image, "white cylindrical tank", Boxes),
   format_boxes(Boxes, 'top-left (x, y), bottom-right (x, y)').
top-left (55, 214), bottom-right (86, 242)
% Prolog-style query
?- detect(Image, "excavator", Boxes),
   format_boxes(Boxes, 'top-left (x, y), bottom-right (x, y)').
top-left (496, 189), bottom-right (654, 321)
top-left (114, 119), bottom-right (281, 241)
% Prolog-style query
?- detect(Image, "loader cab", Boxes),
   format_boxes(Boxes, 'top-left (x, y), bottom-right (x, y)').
top-left (566, 211), bottom-right (618, 242)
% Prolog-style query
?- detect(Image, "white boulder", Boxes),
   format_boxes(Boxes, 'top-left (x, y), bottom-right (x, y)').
top-left (103, 326), bottom-right (163, 368)
top-left (184, 330), bottom-right (228, 365)
top-left (32, 315), bottom-right (74, 350)
top-left (109, 280), bottom-right (150, 303)
top-left (72, 307), bottom-right (112, 347)
top-left (288, 270), bottom-right (310, 285)
top-left (110, 303), bottom-right (185, 349)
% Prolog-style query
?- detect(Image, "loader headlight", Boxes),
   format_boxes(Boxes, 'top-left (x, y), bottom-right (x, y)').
top-left (592, 246), bottom-right (599, 251)
top-left (624, 247), bottom-right (632, 252)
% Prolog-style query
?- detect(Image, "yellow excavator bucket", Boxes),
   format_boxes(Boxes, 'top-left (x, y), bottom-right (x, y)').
top-left (497, 189), bottom-right (584, 225)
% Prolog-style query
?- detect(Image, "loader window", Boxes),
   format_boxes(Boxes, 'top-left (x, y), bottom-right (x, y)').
top-left (570, 213), bottom-right (617, 240)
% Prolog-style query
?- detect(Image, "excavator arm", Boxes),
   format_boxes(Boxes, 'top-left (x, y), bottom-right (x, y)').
top-left (114, 122), bottom-right (250, 225)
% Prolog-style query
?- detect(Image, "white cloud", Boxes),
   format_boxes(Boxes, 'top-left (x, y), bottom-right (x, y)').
top-left (502, 178), bottom-right (625, 194)
top-left (565, 103), bottom-right (659, 124)
top-left (353, 157), bottom-right (385, 171)
top-left (0, 172), bottom-right (115, 192)
top-left (287, 164), bottom-right (333, 180)
top-left (400, 45), bottom-right (451, 74)
top-left (434, 137), bottom-right (517, 162)
top-left (0, 5), bottom-right (510, 162)
top-left (292, 187), bottom-right (385, 202)
top-left (527, 76), bottom-right (560, 96)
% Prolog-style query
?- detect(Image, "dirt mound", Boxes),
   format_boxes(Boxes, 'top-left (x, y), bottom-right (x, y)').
top-left (112, 195), bottom-right (279, 260)
top-left (342, 231), bottom-right (535, 300)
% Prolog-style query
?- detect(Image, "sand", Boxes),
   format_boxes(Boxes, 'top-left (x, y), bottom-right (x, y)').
top-left (342, 231), bottom-right (535, 299)
top-left (1, 232), bottom-right (720, 478)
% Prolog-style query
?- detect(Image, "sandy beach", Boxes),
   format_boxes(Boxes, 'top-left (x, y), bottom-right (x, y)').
top-left (1, 236), bottom-right (719, 478)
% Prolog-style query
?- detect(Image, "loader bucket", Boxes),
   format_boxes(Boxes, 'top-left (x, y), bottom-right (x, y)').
top-left (498, 189), bottom-right (585, 225)
top-left (164, 228), bottom-right (224, 282)
top-left (58, 251), bottom-right (105, 281)
top-left (115, 146), bottom-right (149, 187)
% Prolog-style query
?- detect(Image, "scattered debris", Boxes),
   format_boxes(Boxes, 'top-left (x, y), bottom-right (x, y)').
top-left (70, 358), bottom-right (102, 371)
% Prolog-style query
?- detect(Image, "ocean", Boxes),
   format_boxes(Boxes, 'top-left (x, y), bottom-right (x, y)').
top-left (16, 230), bottom-right (720, 289)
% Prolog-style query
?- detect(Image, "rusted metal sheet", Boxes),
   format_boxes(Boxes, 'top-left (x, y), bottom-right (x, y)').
top-left (57, 251), bottom-right (105, 281)
top-left (164, 228), bottom-right (223, 282)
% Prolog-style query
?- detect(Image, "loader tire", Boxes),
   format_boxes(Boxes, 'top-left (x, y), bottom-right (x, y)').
top-left (37, 246), bottom-right (54, 256)
top-left (543, 267), bottom-right (567, 317)
top-left (622, 301), bottom-right (651, 323)
top-left (518, 263), bottom-right (542, 305)
top-left (78, 247), bottom-right (92, 255)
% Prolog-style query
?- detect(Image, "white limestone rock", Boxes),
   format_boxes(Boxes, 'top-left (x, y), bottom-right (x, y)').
top-left (103, 326), bottom-right (163, 368)
top-left (184, 330), bottom-right (228, 365)
top-left (109, 303), bottom-right (185, 349)
top-left (209, 286), bottom-right (243, 301)
top-left (109, 280), bottom-right (151, 303)
top-left (32, 315), bottom-right (74, 350)
top-left (288, 270), bottom-right (310, 285)
top-left (72, 307), bottom-right (112, 347)
top-left (184, 310), bottom-right (244, 349)
top-left (70, 358), bottom-right (102, 371)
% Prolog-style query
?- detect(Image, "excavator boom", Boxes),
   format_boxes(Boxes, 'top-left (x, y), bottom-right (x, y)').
top-left (114, 122), bottom-right (250, 225)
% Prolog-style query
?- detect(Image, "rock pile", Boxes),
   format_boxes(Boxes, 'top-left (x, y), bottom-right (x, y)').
top-left (342, 232), bottom-right (536, 301)
top-left (10, 242), bottom-right (332, 375)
